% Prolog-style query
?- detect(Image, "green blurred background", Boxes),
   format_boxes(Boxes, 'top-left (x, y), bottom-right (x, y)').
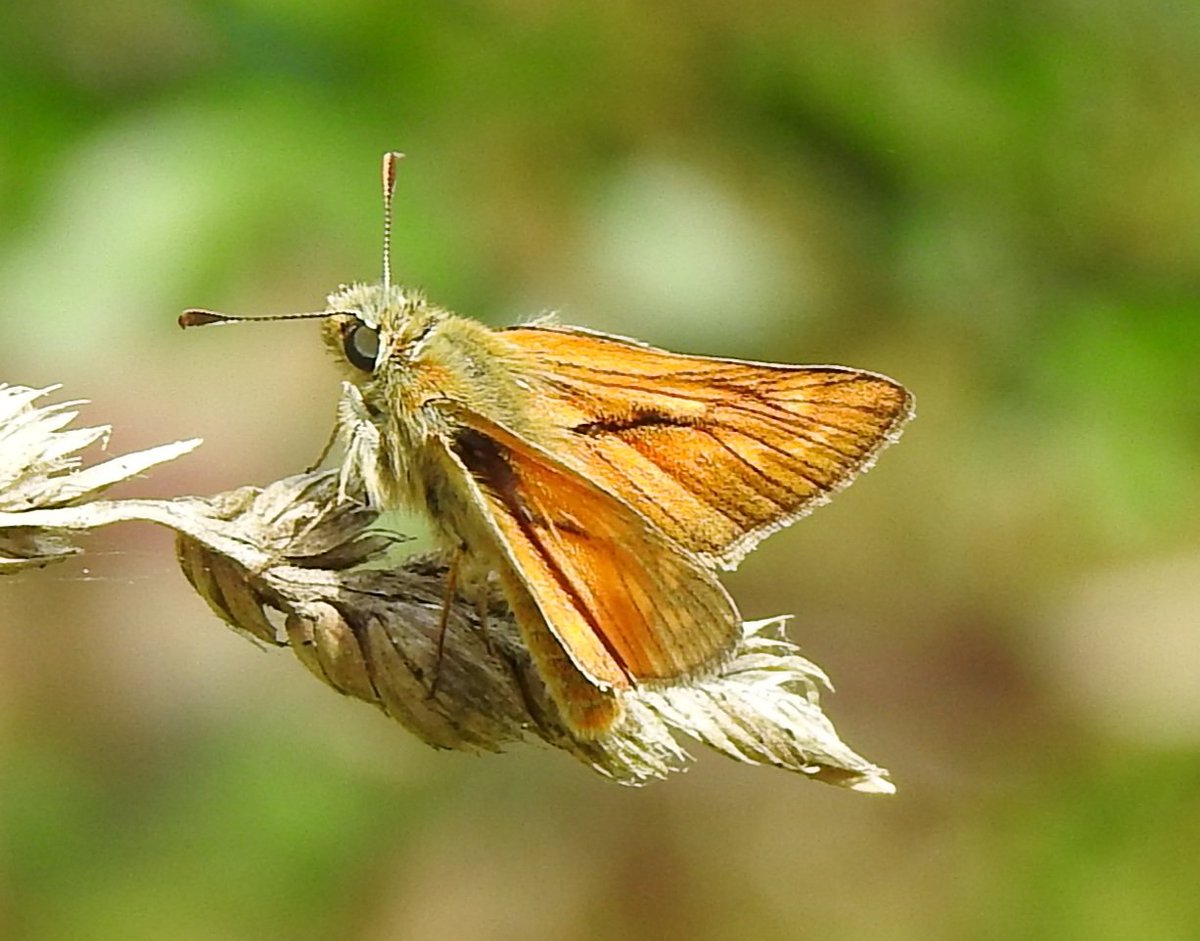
top-left (2, 2), bottom-right (1199, 939)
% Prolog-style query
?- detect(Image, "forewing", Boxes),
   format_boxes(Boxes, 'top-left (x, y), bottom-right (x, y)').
top-left (443, 408), bottom-right (741, 687)
top-left (503, 325), bottom-right (914, 568)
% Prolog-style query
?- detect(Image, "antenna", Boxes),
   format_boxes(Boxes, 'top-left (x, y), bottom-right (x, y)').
top-left (178, 309), bottom-right (351, 329)
top-left (381, 151), bottom-right (404, 292)
top-left (180, 154), bottom-right (406, 331)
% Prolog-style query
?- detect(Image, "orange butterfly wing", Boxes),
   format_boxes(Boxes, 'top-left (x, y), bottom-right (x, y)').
top-left (442, 409), bottom-right (741, 689)
top-left (502, 325), bottom-right (914, 569)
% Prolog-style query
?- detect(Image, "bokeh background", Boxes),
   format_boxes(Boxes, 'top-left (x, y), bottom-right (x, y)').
top-left (3, 2), bottom-right (1199, 939)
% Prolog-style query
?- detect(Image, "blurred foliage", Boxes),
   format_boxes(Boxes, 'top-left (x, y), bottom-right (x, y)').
top-left (1, 1), bottom-right (1199, 939)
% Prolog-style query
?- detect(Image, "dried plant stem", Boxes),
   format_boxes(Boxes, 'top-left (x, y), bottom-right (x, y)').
top-left (1, 381), bottom-right (893, 791)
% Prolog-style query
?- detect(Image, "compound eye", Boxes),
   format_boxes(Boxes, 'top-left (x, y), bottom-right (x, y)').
top-left (344, 322), bottom-right (379, 372)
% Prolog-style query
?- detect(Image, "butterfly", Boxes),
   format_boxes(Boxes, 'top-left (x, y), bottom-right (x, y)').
top-left (182, 153), bottom-right (913, 736)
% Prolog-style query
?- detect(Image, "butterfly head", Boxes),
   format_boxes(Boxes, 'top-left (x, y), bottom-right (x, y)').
top-left (321, 281), bottom-right (439, 376)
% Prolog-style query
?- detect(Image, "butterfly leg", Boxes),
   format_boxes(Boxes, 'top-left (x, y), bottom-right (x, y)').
top-left (471, 590), bottom-right (498, 659)
top-left (425, 549), bottom-right (461, 698)
top-left (306, 420), bottom-right (341, 474)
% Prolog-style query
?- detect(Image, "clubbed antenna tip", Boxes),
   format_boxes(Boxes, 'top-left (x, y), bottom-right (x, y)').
top-left (381, 151), bottom-right (404, 292)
